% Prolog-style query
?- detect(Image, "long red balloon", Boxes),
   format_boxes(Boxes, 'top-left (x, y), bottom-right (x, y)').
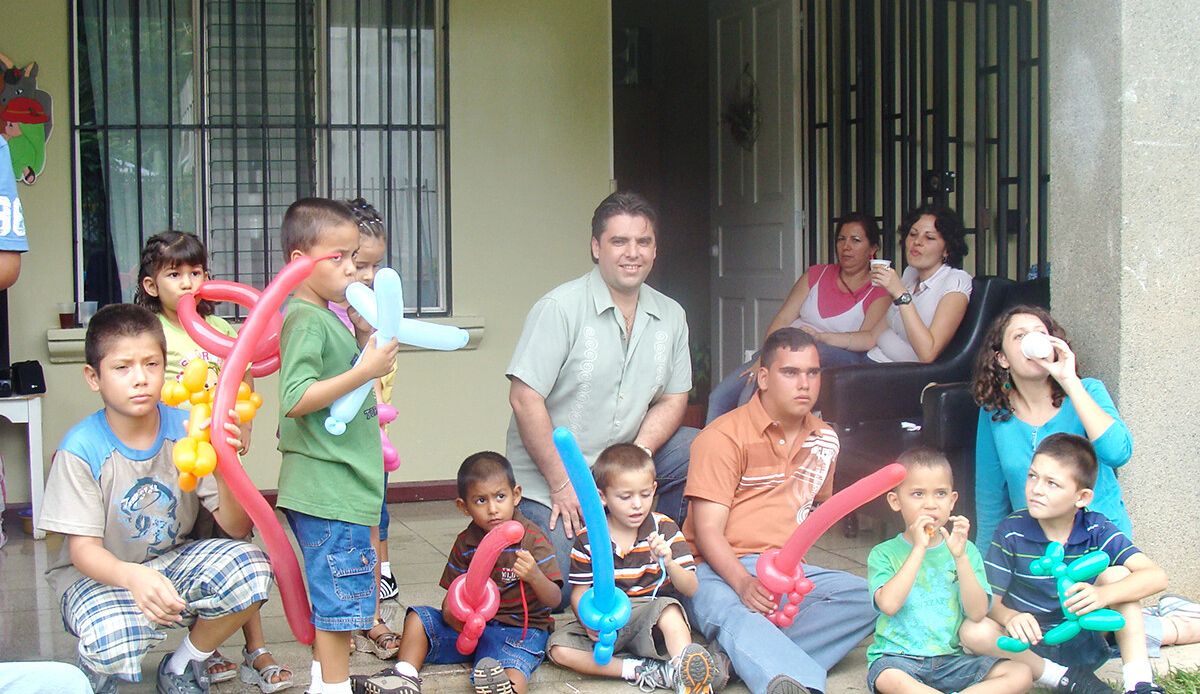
top-left (446, 520), bottom-right (526, 655)
top-left (756, 462), bottom-right (907, 627)
top-left (205, 256), bottom-right (326, 644)
top-left (176, 281), bottom-right (284, 378)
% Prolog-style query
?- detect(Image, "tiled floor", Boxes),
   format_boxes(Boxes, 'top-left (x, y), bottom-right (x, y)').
top-left (2, 502), bottom-right (1197, 693)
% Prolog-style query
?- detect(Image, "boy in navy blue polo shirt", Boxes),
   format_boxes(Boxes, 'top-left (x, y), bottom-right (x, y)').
top-left (961, 434), bottom-right (1167, 694)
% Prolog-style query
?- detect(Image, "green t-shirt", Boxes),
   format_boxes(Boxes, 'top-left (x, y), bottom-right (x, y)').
top-left (276, 298), bottom-right (383, 526)
top-left (160, 313), bottom-right (238, 385)
top-left (866, 534), bottom-right (990, 664)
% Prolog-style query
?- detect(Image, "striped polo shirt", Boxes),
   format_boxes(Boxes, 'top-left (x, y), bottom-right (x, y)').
top-left (440, 510), bottom-right (562, 631)
top-left (984, 508), bottom-right (1138, 627)
top-left (569, 512), bottom-right (695, 598)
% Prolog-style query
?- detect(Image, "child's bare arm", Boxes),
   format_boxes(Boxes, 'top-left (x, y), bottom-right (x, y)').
top-left (989, 600), bottom-right (1043, 644)
top-left (956, 554), bottom-right (990, 622)
top-left (874, 514), bottom-right (936, 615)
top-left (286, 336), bottom-right (399, 417)
top-left (68, 535), bottom-right (185, 625)
top-left (1064, 552), bottom-right (1167, 615)
top-left (439, 591), bottom-right (464, 632)
top-left (648, 531), bottom-right (699, 597)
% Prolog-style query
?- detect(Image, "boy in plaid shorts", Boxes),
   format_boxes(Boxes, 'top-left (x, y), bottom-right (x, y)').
top-left (37, 304), bottom-right (274, 693)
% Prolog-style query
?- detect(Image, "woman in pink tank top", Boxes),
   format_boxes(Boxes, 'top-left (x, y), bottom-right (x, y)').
top-left (707, 213), bottom-right (891, 422)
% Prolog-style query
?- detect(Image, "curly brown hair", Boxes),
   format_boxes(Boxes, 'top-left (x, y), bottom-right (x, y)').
top-left (972, 305), bottom-right (1077, 421)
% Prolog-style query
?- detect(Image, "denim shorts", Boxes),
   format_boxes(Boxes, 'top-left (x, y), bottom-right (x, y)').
top-left (284, 509), bottom-right (377, 631)
top-left (409, 606), bottom-right (548, 681)
top-left (868, 653), bottom-right (1001, 693)
top-left (1031, 627), bottom-right (1110, 671)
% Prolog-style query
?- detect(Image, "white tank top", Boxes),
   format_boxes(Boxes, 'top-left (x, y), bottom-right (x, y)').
top-left (791, 265), bottom-right (872, 334)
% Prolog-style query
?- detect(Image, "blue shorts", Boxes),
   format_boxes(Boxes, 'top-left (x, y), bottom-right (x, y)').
top-left (409, 606), bottom-right (548, 681)
top-left (868, 653), bottom-right (1001, 693)
top-left (284, 510), bottom-right (377, 631)
top-left (1032, 627), bottom-right (1110, 671)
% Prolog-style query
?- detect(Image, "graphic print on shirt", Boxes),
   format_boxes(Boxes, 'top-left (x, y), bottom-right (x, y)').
top-left (119, 477), bottom-right (180, 557)
top-left (792, 428), bottom-right (839, 523)
top-left (568, 326), bottom-right (598, 433)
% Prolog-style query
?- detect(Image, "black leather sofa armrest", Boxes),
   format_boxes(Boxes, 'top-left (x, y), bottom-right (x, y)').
top-left (920, 381), bottom-right (976, 452)
top-left (819, 361), bottom-right (970, 429)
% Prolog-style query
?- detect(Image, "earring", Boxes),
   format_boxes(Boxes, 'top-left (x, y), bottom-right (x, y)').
top-left (1001, 369), bottom-right (1013, 390)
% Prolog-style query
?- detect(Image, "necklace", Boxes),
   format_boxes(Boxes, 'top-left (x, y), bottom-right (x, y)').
top-left (837, 269), bottom-right (870, 298)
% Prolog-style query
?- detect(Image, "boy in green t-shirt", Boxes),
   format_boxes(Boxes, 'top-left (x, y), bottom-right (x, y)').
top-left (275, 198), bottom-right (400, 694)
top-left (866, 447), bottom-right (1032, 694)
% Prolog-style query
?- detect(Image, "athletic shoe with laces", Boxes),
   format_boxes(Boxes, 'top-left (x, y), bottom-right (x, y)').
top-left (471, 657), bottom-right (515, 694)
top-left (1125, 684), bottom-right (1166, 694)
top-left (764, 674), bottom-right (812, 694)
top-left (674, 643), bottom-right (717, 694)
top-left (1055, 666), bottom-right (1119, 694)
top-left (631, 658), bottom-right (677, 692)
top-left (156, 653), bottom-right (210, 694)
top-left (76, 656), bottom-right (119, 694)
top-left (1155, 593), bottom-right (1200, 620)
top-left (351, 666), bottom-right (422, 694)
top-left (378, 572), bottom-right (399, 601)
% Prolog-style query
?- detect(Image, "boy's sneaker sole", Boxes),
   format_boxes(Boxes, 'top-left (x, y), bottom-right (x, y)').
top-left (676, 643), bottom-right (717, 694)
top-left (352, 667), bottom-right (422, 694)
top-left (472, 657), bottom-right (514, 694)
top-left (765, 674), bottom-right (811, 694)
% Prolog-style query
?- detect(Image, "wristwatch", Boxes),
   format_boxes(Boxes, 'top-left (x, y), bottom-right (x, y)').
top-left (893, 292), bottom-right (913, 306)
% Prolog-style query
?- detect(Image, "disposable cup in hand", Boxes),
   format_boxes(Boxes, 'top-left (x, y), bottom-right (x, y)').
top-left (1021, 331), bottom-right (1052, 360)
top-left (869, 259), bottom-right (892, 285)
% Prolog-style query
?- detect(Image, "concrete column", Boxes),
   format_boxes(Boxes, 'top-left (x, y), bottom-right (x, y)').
top-left (1049, 1), bottom-right (1200, 595)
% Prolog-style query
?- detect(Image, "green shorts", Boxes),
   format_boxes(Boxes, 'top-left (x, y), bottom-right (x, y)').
top-left (547, 596), bottom-right (686, 661)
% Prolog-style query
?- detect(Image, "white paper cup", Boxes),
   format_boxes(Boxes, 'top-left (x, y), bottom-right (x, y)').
top-left (869, 259), bottom-right (892, 270)
top-left (1021, 331), bottom-right (1053, 360)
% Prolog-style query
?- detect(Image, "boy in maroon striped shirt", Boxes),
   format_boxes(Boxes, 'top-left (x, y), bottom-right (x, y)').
top-left (547, 444), bottom-right (728, 693)
top-left (362, 452), bottom-right (561, 694)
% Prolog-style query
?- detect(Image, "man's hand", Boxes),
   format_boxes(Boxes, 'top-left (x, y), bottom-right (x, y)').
top-left (1005, 612), bottom-right (1043, 645)
top-left (548, 484), bottom-right (583, 539)
top-left (943, 515), bottom-right (970, 558)
top-left (737, 574), bottom-right (777, 614)
top-left (1063, 582), bottom-right (1108, 616)
top-left (512, 549), bottom-right (543, 582)
top-left (648, 531), bottom-right (673, 562)
top-left (124, 563), bottom-right (185, 626)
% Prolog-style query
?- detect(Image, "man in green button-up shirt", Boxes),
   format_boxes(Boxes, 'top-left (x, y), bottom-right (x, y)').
top-left (506, 191), bottom-right (697, 608)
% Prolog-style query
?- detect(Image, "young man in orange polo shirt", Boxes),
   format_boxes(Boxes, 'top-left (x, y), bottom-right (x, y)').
top-left (683, 327), bottom-right (875, 694)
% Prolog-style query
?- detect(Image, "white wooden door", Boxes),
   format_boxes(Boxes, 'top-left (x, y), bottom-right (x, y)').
top-left (709, 0), bottom-right (803, 380)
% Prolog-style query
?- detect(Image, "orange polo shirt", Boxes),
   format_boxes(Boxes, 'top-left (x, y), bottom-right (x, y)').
top-left (683, 393), bottom-right (840, 561)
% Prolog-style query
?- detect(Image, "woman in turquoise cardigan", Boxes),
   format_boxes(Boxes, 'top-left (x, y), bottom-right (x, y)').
top-left (971, 305), bottom-right (1132, 548)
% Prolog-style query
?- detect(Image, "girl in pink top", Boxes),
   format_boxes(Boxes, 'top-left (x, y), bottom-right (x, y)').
top-left (707, 213), bottom-right (891, 422)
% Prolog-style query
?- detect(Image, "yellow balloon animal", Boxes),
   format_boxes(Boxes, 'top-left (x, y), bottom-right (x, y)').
top-left (161, 359), bottom-right (263, 492)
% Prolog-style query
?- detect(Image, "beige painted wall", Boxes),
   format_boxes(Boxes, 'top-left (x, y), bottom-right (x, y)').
top-left (0, 0), bottom-right (613, 504)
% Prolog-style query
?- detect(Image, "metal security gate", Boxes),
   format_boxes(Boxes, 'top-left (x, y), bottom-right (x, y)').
top-left (803, 0), bottom-right (1046, 280)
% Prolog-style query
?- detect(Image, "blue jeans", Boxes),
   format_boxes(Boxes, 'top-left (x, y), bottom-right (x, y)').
top-left (867, 653), bottom-right (1000, 693)
top-left (517, 425), bottom-right (697, 610)
top-left (379, 473), bottom-right (391, 541)
top-left (1031, 627), bottom-right (1110, 671)
top-left (284, 510), bottom-right (377, 631)
top-left (683, 555), bottom-right (876, 694)
top-left (0, 662), bottom-right (93, 694)
top-left (409, 606), bottom-right (549, 681)
top-left (706, 345), bottom-right (870, 423)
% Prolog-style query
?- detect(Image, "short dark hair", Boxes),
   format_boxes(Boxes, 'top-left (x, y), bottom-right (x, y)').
top-left (134, 231), bottom-right (216, 317)
top-left (899, 204), bottom-right (969, 269)
top-left (84, 304), bottom-right (167, 370)
top-left (895, 446), bottom-right (953, 484)
top-left (836, 212), bottom-right (881, 248)
top-left (456, 451), bottom-right (517, 500)
top-left (1035, 433), bottom-right (1098, 490)
top-left (760, 327), bottom-right (818, 369)
top-left (590, 191), bottom-right (658, 252)
top-left (592, 443), bottom-right (654, 491)
top-left (281, 197), bottom-right (357, 257)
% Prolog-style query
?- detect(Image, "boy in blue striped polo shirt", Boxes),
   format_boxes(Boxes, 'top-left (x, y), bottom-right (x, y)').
top-left (961, 434), bottom-right (1167, 694)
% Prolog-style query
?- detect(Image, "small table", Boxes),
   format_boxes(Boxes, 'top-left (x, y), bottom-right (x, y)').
top-left (0, 394), bottom-right (45, 539)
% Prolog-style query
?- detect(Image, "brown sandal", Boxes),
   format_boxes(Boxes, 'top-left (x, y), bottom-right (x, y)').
top-left (353, 620), bottom-right (402, 660)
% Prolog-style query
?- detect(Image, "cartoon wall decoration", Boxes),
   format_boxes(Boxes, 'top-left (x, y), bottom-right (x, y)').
top-left (0, 51), bottom-right (52, 185)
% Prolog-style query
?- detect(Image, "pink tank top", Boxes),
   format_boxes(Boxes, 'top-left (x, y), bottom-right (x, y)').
top-left (790, 264), bottom-right (888, 334)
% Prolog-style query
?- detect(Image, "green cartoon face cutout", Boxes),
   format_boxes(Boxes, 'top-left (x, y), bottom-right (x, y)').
top-left (0, 52), bottom-right (53, 185)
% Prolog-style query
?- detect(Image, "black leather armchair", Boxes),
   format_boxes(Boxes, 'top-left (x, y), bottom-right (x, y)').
top-left (819, 276), bottom-right (1050, 533)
